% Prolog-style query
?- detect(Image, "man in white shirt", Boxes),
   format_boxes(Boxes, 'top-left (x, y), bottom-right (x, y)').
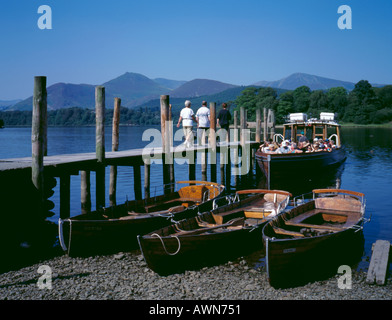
top-left (177, 100), bottom-right (196, 147)
top-left (195, 101), bottom-right (210, 146)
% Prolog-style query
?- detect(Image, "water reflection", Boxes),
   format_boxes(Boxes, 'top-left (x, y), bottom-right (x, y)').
top-left (257, 162), bottom-right (345, 198)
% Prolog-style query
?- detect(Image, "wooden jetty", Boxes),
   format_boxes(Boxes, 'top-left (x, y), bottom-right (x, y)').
top-left (366, 240), bottom-right (391, 285)
top-left (0, 76), bottom-right (274, 222)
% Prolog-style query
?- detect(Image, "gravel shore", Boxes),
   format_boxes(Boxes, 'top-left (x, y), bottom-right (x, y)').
top-left (0, 250), bottom-right (391, 301)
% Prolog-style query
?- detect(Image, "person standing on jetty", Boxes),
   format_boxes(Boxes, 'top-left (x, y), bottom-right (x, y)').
top-left (217, 102), bottom-right (232, 143)
top-left (196, 101), bottom-right (210, 146)
top-left (177, 100), bottom-right (197, 148)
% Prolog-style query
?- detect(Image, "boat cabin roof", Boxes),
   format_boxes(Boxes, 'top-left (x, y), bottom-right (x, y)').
top-left (282, 115), bottom-right (342, 146)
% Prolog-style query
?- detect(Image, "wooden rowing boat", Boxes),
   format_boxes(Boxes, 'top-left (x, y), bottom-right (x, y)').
top-left (58, 181), bottom-right (225, 256)
top-left (138, 189), bottom-right (291, 275)
top-left (263, 189), bottom-right (368, 288)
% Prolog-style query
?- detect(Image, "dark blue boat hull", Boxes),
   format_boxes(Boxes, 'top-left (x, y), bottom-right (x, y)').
top-left (255, 147), bottom-right (346, 180)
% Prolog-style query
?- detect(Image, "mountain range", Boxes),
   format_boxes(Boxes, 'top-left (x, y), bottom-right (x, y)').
top-left (253, 72), bottom-right (358, 91)
top-left (3, 72), bottom-right (387, 111)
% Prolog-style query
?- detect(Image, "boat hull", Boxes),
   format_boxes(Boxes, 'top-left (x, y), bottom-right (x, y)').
top-left (262, 189), bottom-right (366, 288)
top-left (263, 224), bottom-right (364, 288)
top-left (138, 190), bottom-right (292, 275)
top-left (255, 147), bottom-right (346, 180)
top-left (138, 221), bottom-right (265, 276)
top-left (58, 181), bottom-right (224, 257)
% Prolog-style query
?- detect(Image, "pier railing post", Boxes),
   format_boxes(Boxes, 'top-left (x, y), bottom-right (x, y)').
top-left (109, 97), bottom-right (121, 206)
top-left (95, 86), bottom-right (106, 209)
top-left (256, 108), bottom-right (261, 144)
top-left (144, 157), bottom-right (150, 199)
top-left (268, 109), bottom-right (276, 140)
top-left (263, 108), bottom-right (268, 142)
top-left (168, 103), bottom-right (174, 192)
top-left (32, 76), bottom-right (47, 206)
top-left (160, 95), bottom-right (172, 194)
top-left (81, 170), bottom-right (91, 214)
top-left (240, 107), bottom-right (246, 147)
top-left (209, 102), bottom-right (217, 182)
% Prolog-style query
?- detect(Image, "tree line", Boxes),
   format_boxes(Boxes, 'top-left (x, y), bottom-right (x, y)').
top-left (233, 80), bottom-right (392, 125)
top-left (0, 106), bottom-right (161, 127)
top-left (1, 80), bottom-right (391, 127)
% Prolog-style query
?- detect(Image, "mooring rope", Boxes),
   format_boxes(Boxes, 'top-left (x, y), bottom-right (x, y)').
top-left (151, 233), bottom-right (181, 256)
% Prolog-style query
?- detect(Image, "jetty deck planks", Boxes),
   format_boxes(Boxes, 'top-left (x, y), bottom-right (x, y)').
top-left (366, 240), bottom-right (391, 285)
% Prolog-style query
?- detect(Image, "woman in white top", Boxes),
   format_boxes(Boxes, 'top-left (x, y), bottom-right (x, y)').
top-left (195, 101), bottom-right (210, 145)
top-left (177, 100), bottom-right (196, 147)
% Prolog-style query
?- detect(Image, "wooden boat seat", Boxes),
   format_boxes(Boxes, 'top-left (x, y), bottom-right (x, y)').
top-left (196, 219), bottom-right (216, 228)
top-left (168, 205), bottom-right (186, 213)
top-left (174, 217), bottom-right (245, 236)
top-left (273, 227), bottom-right (305, 238)
top-left (178, 185), bottom-right (208, 202)
top-left (285, 208), bottom-right (361, 231)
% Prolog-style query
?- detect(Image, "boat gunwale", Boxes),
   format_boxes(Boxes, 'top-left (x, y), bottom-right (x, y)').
top-left (263, 189), bottom-right (366, 244)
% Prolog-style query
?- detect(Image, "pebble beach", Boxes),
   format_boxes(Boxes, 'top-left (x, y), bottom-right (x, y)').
top-left (0, 250), bottom-right (391, 301)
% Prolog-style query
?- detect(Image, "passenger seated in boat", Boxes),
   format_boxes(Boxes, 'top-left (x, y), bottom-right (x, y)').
top-left (267, 143), bottom-right (277, 153)
top-left (298, 132), bottom-right (310, 151)
top-left (258, 141), bottom-right (267, 152)
top-left (277, 140), bottom-right (291, 154)
top-left (259, 141), bottom-right (276, 153)
top-left (290, 142), bottom-right (302, 153)
top-left (318, 139), bottom-right (325, 150)
top-left (305, 144), bottom-right (314, 153)
top-left (324, 139), bottom-right (333, 152)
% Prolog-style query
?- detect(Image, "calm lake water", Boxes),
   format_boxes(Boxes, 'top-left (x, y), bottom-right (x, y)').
top-left (1, 125), bottom-right (391, 270)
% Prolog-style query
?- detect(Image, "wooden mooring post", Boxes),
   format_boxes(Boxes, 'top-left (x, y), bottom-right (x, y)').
top-left (366, 240), bottom-right (391, 285)
top-left (81, 170), bottom-right (91, 214)
top-left (109, 97), bottom-right (121, 206)
top-left (160, 95), bottom-right (174, 193)
top-left (31, 76), bottom-right (47, 205)
top-left (95, 86), bottom-right (106, 209)
top-left (209, 102), bottom-right (217, 183)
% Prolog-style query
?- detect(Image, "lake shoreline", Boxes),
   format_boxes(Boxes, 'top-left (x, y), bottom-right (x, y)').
top-left (0, 250), bottom-right (390, 301)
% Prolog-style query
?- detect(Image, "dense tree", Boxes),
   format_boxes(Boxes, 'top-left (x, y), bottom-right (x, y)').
top-left (308, 90), bottom-right (329, 118)
top-left (374, 85), bottom-right (392, 109)
top-left (292, 86), bottom-right (311, 113)
top-left (327, 87), bottom-right (348, 118)
top-left (0, 107), bottom-right (161, 127)
top-left (275, 91), bottom-right (294, 123)
top-left (345, 80), bottom-right (381, 124)
top-left (233, 87), bottom-right (278, 121)
top-left (232, 80), bottom-right (392, 125)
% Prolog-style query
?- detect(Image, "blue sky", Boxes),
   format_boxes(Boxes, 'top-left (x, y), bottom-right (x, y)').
top-left (1, 0), bottom-right (391, 100)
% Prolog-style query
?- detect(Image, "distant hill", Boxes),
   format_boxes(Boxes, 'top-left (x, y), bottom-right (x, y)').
top-left (6, 71), bottom-right (388, 111)
top-left (136, 86), bottom-right (256, 114)
top-left (153, 78), bottom-right (186, 90)
top-left (6, 73), bottom-right (238, 111)
top-left (0, 99), bottom-right (22, 110)
top-left (103, 72), bottom-right (173, 108)
top-left (9, 83), bottom-right (96, 111)
top-left (253, 72), bottom-right (356, 91)
top-left (170, 79), bottom-right (238, 98)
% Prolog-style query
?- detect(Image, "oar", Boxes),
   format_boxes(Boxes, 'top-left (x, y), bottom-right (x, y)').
top-left (176, 217), bottom-right (245, 236)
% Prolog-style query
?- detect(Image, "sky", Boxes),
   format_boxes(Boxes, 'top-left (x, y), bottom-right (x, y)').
top-left (0, 0), bottom-right (392, 100)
